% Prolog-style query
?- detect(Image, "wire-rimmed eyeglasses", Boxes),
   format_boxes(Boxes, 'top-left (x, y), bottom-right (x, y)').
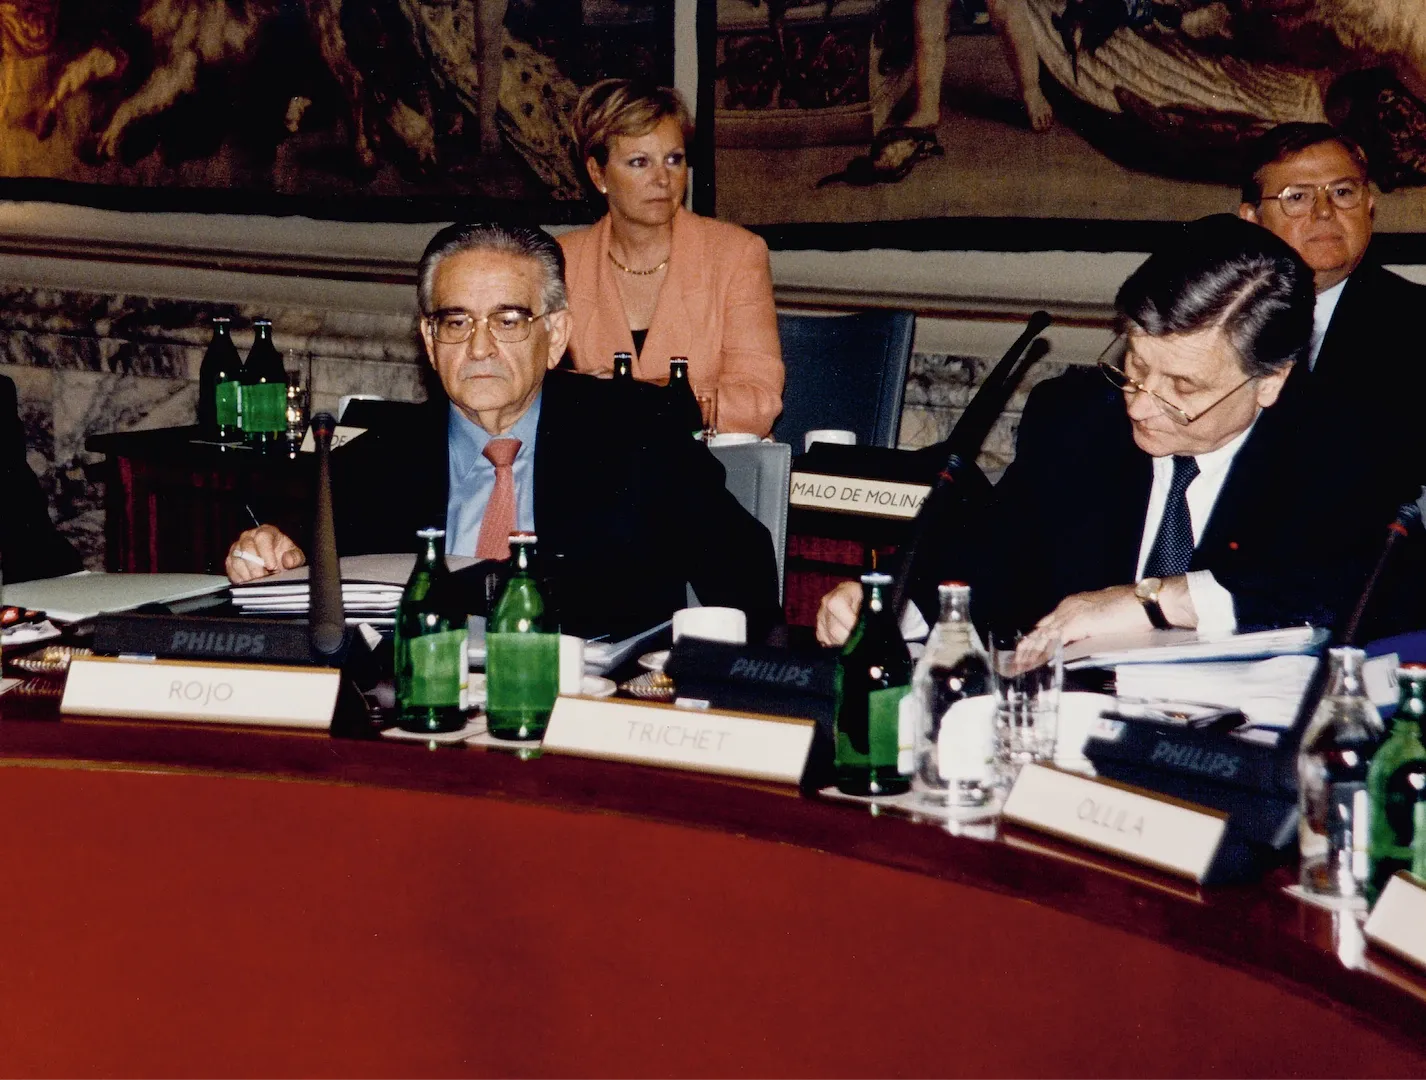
top-left (425, 306), bottom-right (551, 345)
top-left (1097, 338), bottom-right (1256, 426)
top-left (1262, 177), bottom-right (1366, 218)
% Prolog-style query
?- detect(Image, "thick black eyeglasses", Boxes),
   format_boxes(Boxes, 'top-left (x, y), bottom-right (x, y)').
top-left (1098, 338), bottom-right (1256, 426)
top-left (426, 307), bottom-right (551, 345)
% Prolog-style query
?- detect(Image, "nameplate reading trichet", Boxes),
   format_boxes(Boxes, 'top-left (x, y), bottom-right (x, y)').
top-left (1002, 763), bottom-right (1228, 881)
top-left (541, 695), bottom-right (814, 784)
top-left (1364, 872), bottom-right (1426, 973)
top-left (62, 655), bottom-right (340, 729)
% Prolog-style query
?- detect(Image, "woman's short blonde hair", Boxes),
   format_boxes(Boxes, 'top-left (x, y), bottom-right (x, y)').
top-left (573, 78), bottom-right (694, 169)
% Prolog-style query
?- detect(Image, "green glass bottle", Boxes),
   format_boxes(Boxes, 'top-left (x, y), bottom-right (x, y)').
top-left (486, 532), bottom-right (559, 740)
top-left (394, 527), bottom-right (469, 734)
top-left (833, 571), bottom-right (913, 796)
top-left (667, 357), bottom-right (703, 438)
top-left (198, 317), bottom-right (242, 441)
top-left (241, 318), bottom-right (287, 449)
top-left (1367, 664), bottom-right (1426, 903)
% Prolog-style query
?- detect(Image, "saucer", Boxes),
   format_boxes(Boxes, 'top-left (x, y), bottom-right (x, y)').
top-left (638, 649), bottom-right (670, 672)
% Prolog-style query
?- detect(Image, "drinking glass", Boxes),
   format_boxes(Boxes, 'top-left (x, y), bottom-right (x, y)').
top-left (697, 389), bottom-right (718, 441)
top-left (990, 630), bottom-right (1063, 782)
top-left (283, 354), bottom-right (310, 448)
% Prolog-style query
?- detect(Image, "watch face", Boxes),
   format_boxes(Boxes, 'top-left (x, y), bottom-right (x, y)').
top-left (1135, 578), bottom-right (1161, 601)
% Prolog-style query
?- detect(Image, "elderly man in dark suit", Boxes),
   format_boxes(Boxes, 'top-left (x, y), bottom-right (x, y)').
top-left (1238, 123), bottom-right (1426, 635)
top-left (820, 215), bottom-right (1368, 647)
top-left (1, 374), bottom-right (81, 584)
top-left (226, 222), bottom-right (779, 642)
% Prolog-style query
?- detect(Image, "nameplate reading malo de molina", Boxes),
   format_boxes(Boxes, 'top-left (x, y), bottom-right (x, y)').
top-left (788, 471), bottom-right (931, 520)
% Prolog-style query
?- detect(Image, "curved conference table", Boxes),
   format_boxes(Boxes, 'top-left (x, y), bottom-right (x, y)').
top-left (0, 692), bottom-right (1424, 1078)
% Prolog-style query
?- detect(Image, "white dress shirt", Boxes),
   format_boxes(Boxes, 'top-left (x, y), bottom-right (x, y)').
top-left (1136, 418), bottom-right (1258, 635)
top-left (1309, 279), bottom-right (1347, 370)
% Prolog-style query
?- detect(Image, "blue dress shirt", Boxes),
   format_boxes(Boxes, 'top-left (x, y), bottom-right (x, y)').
top-left (445, 394), bottom-right (541, 557)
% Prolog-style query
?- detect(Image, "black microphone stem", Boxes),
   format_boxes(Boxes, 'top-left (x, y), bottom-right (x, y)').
top-left (309, 412), bottom-right (346, 657)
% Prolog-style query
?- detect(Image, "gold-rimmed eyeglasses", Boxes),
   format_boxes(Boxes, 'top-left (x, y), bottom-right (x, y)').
top-left (1098, 340), bottom-right (1256, 426)
top-left (425, 306), bottom-right (551, 345)
top-left (1262, 177), bottom-right (1366, 218)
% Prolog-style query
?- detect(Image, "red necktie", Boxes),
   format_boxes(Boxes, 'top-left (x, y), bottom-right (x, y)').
top-left (474, 438), bottom-right (521, 561)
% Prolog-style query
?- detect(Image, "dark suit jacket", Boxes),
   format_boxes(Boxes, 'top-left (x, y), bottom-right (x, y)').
top-left (913, 368), bottom-right (1364, 635)
top-left (1284, 258), bottom-right (1426, 637)
top-left (327, 369), bottom-right (781, 641)
top-left (1, 375), bottom-right (81, 584)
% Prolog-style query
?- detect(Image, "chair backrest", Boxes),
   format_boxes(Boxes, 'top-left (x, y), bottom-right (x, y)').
top-left (773, 309), bottom-right (916, 453)
top-left (709, 440), bottom-right (791, 605)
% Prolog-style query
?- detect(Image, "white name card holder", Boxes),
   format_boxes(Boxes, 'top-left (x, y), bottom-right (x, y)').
top-left (1364, 872), bottom-right (1426, 972)
top-left (541, 695), bottom-right (815, 784)
top-left (789, 472), bottom-right (931, 520)
top-left (62, 655), bottom-right (341, 730)
top-left (299, 425), bottom-right (367, 453)
top-left (1001, 763), bottom-right (1229, 882)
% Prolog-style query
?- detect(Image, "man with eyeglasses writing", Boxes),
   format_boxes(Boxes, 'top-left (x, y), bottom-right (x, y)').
top-left (819, 215), bottom-right (1359, 649)
top-left (226, 222), bottom-right (779, 641)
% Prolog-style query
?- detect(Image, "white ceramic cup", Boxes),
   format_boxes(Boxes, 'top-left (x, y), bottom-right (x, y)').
top-left (558, 634), bottom-right (585, 695)
top-left (708, 432), bottom-right (759, 448)
top-left (805, 428), bottom-right (857, 452)
top-left (672, 606), bottom-right (747, 645)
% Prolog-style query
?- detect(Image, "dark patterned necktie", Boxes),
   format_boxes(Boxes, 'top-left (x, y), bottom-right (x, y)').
top-left (1143, 455), bottom-right (1200, 578)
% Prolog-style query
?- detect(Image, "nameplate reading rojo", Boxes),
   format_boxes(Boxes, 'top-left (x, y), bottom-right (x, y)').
top-left (61, 656), bottom-right (340, 729)
top-left (1001, 763), bottom-right (1227, 881)
top-left (540, 696), bottom-right (814, 784)
top-left (789, 472), bottom-right (930, 520)
top-left (1364, 873), bottom-right (1426, 972)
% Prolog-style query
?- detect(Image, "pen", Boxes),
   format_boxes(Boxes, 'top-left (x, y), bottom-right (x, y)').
top-left (244, 504), bottom-right (262, 529)
top-left (233, 549), bottom-right (268, 569)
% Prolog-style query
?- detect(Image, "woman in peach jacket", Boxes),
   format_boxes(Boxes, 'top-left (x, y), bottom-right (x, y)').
top-left (559, 79), bottom-right (784, 437)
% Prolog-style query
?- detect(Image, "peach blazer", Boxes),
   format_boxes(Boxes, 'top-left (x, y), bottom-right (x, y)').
top-left (559, 207), bottom-right (785, 436)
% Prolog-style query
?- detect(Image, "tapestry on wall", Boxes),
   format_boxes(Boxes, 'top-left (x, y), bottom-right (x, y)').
top-left (711, 0), bottom-right (1426, 245)
top-left (0, 0), bottom-right (670, 221)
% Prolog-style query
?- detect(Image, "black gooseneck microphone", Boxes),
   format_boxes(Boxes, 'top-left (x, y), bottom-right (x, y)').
top-left (888, 310), bottom-right (1052, 621)
top-left (308, 412), bottom-right (346, 657)
top-left (1341, 499), bottom-right (1423, 646)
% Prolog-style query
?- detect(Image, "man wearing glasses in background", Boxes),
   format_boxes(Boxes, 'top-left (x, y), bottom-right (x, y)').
top-left (227, 222), bottom-right (779, 642)
top-left (820, 215), bottom-right (1370, 648)
top-left (1238, 123), bottom-right (1426, 637)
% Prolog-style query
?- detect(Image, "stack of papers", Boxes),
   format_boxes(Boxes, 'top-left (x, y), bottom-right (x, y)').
top-left (230, 553), bottom-right (474, 623)
top-left (1114, 654), bottom-right (1321, 731)
top-left (1065, 625), bottom-right (1328, 669)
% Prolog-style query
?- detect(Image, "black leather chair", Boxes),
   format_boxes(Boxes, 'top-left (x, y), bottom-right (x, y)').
top-left (772, 309), bottom-right (916, 452)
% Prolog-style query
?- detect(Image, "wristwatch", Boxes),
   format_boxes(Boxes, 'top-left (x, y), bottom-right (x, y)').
top-left (1134, 577), bottom-right (1171, 630)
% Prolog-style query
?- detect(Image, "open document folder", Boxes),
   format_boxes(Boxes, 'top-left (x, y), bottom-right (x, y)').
top-left (228, 553), bottom-right (476, 620)
top-left (1064, 625), bottom-right (1328, 669)
top-left (2, 571), bottom-right (228, 623)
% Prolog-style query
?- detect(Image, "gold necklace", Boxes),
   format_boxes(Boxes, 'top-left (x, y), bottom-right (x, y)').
top-left (608, 250), bottom-right (670, 276)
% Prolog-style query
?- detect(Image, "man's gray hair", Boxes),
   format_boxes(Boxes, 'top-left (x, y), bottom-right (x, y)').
top-left (417, 222), bottom-right (568, 316)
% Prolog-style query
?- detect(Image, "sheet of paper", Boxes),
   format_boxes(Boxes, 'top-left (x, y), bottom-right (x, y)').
top-left (3, 572), bottom-right (230, 623)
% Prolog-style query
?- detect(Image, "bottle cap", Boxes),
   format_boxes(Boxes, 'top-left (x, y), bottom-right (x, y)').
top-left (508, 531), bottom-right (538, 544)
top-left (860, 572), bottom-right (893, 586)
top-left (937, 580), bottom-right (969, 592)
top-left (416, 527), bottom-right (446, 539)
top-left (211, 316), bottom-right (231, 325)
top-left (671, 357), bottom-right (689, 365)
top-left (253, 317), bottom-right (273, 327)
top-left (1399, 662), bottom-right (1426, 679)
